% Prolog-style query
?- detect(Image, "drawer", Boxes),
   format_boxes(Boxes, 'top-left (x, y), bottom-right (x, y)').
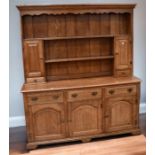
top-left (105, 85), bottom-right (137, 97)
top-left (68, 88), bottom-right (102, 102)
top-left (27, 91), bottom-right (63, 104)
top-left (115, 70), bottom-right (131, 77)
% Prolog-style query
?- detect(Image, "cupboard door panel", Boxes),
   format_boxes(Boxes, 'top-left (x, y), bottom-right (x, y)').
top-left (115, 37), bottom-right (131, 70)
top-left (24, 40), bottom-right (45, 79)
top-left (105, 96), bottom-right (137, 132)
top-left (30, 103), bottom-right (66, 141)
top-left (68, 100), bottom-right (102, 137)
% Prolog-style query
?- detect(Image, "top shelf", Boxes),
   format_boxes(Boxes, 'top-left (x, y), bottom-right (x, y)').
top-left (24, 35), bottom-right (114, 41)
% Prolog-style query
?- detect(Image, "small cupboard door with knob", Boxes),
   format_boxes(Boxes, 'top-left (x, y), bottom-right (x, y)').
top-left (114, 36), bottom-right (132, 77)
top-left (24, 40), bottom-right (45, 82)
top-left (29, 102), bottom-right (66, 141)
top-left (105, 96), bottom-right (138, 133)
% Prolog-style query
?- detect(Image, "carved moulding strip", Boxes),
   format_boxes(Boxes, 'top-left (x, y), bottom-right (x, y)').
top-left (17, 4), bottom-right (136, 16)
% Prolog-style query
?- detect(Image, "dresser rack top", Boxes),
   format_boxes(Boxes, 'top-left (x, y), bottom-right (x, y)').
top-left (17, 4), bottom-right (136, 16)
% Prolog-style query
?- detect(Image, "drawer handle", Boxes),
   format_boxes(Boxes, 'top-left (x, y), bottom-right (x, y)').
top-left (91, 92), bottom-right (98, 96)
top-left (31, 97), bottom-right (38, 101)
top-left (109, 90), bottom-right (115, 95)
top-left (128, 88), bottom-right (133, 93)
top-left (72, 93), bottom-right (78, 98)
top-left (52, 95), bottom-right (59, 100)
top-left (121, 72), bottom-right (126, 75)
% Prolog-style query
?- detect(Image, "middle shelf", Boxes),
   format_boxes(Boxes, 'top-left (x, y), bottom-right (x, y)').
top-left (45, 55), bottom-right (114, 63)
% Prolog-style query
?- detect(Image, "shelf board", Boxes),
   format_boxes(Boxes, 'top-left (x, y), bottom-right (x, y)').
top-left (24, 35), bottom-right (114, 41)
top-left (45, 56), bottom-right (114, 63)
top-left (47, 71), bottom-right (113, 81)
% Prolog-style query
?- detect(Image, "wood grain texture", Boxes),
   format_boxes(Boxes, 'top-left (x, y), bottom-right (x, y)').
top-left (23, 40), bottom-right (45, 82)
top-left (17, 4), bottom-right (136, 16)
top-left (22, 82), bottom-right (140, 149)
top-left (105, 96), bottom-right (137, 132)
top-left (30, 103), bottom-right (66, 141)
top-left (68, 100), bottom-right (102, 137)
top-left (22, 76), bottom-right (140, 92)
top-left (18, 4), bottom-right (141, 150)
top-left (22, 13), bottom-right (131, 39)
top-left (9, 114), bottom-right (146, 155)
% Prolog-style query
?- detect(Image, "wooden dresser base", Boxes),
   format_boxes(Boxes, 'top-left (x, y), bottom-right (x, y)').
top-left (22, 77), bottom-right (141, 150)
top-left (27, 128), bottom-right (141, 150)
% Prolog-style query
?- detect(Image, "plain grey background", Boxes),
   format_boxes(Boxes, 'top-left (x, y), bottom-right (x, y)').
top-left (9, 0), bottom-right (146, 126)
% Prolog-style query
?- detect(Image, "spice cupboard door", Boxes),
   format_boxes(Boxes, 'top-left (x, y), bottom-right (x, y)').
top-left (30, 103), bottom-right (66, 141)
top-left (114, 36), bottom-right (132, 77)
top-left (24, 40), bottom-right (45, 82)
top-left (68, 100), bottom-right (102, 137)
top-left (105, 96), bottom-right (138, 132)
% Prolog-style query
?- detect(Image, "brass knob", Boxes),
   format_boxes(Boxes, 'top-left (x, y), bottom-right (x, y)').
top-left (104, 115), bottom-right (109, 118)
top-left (53, 95), bottom-right (59, 100)
top-left (128, 88), bottom-right (133, 93)
top-left (72, 93), bottom-right (77, 98)
top-left (91, 91), bottom-right (98, 96)
top-left (31, 97), bottom-right (38, 101)
top-left (109, 90), bottom-right (115, 95)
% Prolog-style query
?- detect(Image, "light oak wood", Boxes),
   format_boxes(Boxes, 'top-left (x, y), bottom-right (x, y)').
top-left (17, 4), bottom-right (136, 16)
top-left (9, 114), bottom-right (145, 155)
top-left (27, 91), bottom-right (63, 105)
top-left (105, 85), bottom-right (136, 97)
top-left (30, 102), bottom-right (66, 141)
top-left (23, 40), bottom-right (45, 82)
top-left (18, 4), bottom-right (141, 150)
top-left (22, 77), bottom-right (140, 93)
top-left (67, 88), bottom-right (102, 102)
top-left (105, 96), bottom-right (137, 132)
top-left (45, 56), bottom-right (114, 63)
top-left (68, 100), bottom-right (102, 137)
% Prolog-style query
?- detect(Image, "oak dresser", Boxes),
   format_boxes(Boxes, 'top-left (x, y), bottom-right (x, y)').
top-left (17, 4), bottom-right (141, 149)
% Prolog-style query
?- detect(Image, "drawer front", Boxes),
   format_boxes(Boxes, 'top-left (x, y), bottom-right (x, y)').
top-left (68, 88), bottom-right (102, 102)
top-left (105, 85), bottom-right (137, 97)
top-left (115, 69), bottom-right (131, 77)
top-left (27, 91), bottom-right (63, 104)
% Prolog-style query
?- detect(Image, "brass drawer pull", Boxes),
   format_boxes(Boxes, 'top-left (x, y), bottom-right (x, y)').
top-left (109, 90), bottom-right (115, 95)
top-left (121, 72), bottom-right (126, 75)
top-left (52, 95), bottom-right (59, 100)
top-left (31, 97), bottom-right (38, 101)
top-left (128, 88), bottom-right (133, 93)
top-left (72, 93), bottom-right (78, 98)
top-left (91, 91), bottom-right (98, 96)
